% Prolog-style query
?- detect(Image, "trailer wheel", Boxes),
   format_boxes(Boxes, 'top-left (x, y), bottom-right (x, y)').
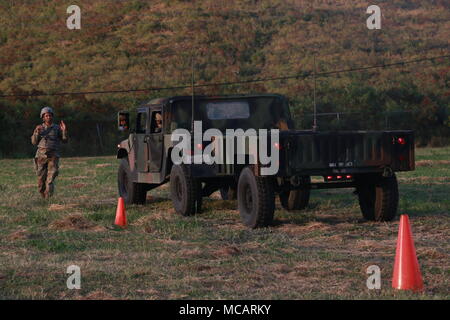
top-left (237, 167), bottom-right (275, 228)
top-left (170, 165), bottom-right (201, 216)
top-left (356, 173), bottom-right (399, 221)
top-left (279, 176), bottom-right (311, 211)
top-left (118, 159), bottom-right (147, 205)
top-left (219, 186), bottom-right (237, 200)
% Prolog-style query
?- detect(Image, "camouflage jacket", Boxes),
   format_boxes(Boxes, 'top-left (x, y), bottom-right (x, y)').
top-left (31, 123), bottom-right (68, 158)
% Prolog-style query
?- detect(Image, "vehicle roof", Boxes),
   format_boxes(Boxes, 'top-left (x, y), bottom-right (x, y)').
top-left (141, 94), bottom-right (286, 107)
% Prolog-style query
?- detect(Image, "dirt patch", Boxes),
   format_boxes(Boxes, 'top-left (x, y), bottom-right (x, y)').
top-left (212, 245), bottom-right (241, 258)
top-left (7, 228), bottom-right (30, 240)
top-left (416, 160), bottom-right (450, 167)
top-left (48, 214), bottom-right (105, 232)
top-left (355, 239), bottom-right (392, 251)
top-left (48, 204), bottom-right (78, 211)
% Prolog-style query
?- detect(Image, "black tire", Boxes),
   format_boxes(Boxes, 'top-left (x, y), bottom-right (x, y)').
top-left (237, 167), bottom-right (275, 228)
top-left (118, 159), bottom-right (147, 205)
top-left (279, 176), bottom-right (311, 211)
top-left (219, 186), bottom-right (237, 200)
top-left (170, 165), bottom-right (201, 216)
top-left (356, 173), bottom-right (399, 221)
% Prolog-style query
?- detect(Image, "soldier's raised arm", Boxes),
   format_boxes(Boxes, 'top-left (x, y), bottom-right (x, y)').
top-left (59, 120), bottom-right (68, 143)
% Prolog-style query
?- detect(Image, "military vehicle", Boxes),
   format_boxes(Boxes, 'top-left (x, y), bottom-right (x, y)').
top-left (117, 94), bottom-right (414, 228)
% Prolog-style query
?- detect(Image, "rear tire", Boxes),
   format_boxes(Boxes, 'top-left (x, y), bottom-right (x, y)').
top-left (237, 167), bottom-right (275, 228)
top-left (170, 165), bottom-right (201, 216)
top-left (279, 176), bottom-right (311, 211)
top-left (356, 173), bottom-right (398, 221)
top-left (118, 159), bottom-right (147, 205)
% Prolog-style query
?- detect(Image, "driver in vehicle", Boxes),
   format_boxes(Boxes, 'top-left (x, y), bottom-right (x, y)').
top-left (154, 112), bottom-right (162, 133)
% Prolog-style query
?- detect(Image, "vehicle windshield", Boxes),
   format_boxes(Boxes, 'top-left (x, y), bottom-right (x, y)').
top-left (171, 96), bottom-right (292, 131)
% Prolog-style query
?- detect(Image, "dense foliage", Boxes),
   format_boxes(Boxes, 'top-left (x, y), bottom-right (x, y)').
top-left (0, 0), bottom-right (449, 157)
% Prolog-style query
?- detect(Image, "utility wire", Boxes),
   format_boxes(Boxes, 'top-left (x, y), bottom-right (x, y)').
top-left (0, 54), bottom-right (449, 98)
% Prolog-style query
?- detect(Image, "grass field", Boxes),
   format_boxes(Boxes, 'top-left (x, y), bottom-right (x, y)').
top-left (0, 147), bottom-right (449, 299)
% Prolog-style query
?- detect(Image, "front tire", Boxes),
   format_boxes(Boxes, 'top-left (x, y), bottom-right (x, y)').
top-left (237, 167), bottom-right (275, 228)
top-left (356, 173), bottom-right (399, 221)
top-left (170, 165), bottom-right (201, 216)
top-left (118, 159), bottom-right (147, 205)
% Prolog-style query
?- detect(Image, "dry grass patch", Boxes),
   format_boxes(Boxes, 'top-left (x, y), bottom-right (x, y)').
top-left (48, 214), bottom-right (105, 232)
top-left (418, 248), bottom-right (447, 260)
top-left (178, 247), bottom-right (204, 258)
top-left (415, 160), bottom-right (450, 167)
top-left (77, 290), bottom-right (116, 300)
top-left (95, 163), bottom-right (112, 168)
top-left (48, 203), bottom-right (78, 211)
top-left (7, 228), bottom-right (30, 240)
top-left (18, 184), bottom-right (35, 189)
top-left (354, 239), bottom-right (395, 251)
top-left (398, 176), bottom-right (450, 184)
top-left (92, 198), bottom-right (117, 206)
top-left (276, 221), bottom-right (332, 235)
top-left (155, 239), bottom-right (192, 247)
top-left (212, 245), bottom-right (241, 258)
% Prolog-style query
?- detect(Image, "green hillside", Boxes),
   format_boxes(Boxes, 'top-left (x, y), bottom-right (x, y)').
top-left (0, 0), bottom-right (449, 156)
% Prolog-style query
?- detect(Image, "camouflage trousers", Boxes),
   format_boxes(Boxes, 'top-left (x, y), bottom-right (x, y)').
top-left (34, 156), bottom-right (59, 198)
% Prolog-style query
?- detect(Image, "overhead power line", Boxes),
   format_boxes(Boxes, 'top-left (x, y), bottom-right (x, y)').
top-left (0, 54), bottom-right (449, 98)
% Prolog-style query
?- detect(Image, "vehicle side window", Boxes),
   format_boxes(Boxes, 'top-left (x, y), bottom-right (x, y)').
top-left (206, 101), bottom-right (250, 120)
top-left (136, 112), bottom-right (147, 133)
top-left (171, 101), bottom-right (192, 130)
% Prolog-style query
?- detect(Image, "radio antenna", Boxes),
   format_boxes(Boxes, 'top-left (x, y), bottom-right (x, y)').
top-left (191, 57), bottom-right (195, 134)
top-left (313, 54), bottom-right (318, 132)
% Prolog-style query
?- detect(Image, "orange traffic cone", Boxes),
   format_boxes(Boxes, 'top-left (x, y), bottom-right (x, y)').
top-left (114, 197), bottom-right (127, 227)
top-left (392, 215), bottom-right (423, 291)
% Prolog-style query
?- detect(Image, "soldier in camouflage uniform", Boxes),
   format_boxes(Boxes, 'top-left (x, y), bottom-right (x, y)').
top-left (31, 107), bottom-right (68, 199)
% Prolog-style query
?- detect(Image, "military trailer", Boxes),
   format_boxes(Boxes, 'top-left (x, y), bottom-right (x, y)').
top-left (116, 94), bottom-right (414, 228)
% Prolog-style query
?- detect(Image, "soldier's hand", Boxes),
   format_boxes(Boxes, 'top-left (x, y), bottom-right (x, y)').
top-left (60, 120), bottom-right (67, 132)
top-left (35, 125), bottom-right (43, 134)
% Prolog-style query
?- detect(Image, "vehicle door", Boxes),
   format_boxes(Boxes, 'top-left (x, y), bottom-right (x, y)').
top-left (135, 108), bottom-right (150, 172)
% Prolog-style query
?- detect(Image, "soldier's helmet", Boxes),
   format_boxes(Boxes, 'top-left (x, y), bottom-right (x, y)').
top-left (40, 106), bottom-right (54, 118)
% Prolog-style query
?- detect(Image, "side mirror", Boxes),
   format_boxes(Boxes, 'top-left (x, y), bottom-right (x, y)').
top-left (118, 111), bottom-right (130, 131)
